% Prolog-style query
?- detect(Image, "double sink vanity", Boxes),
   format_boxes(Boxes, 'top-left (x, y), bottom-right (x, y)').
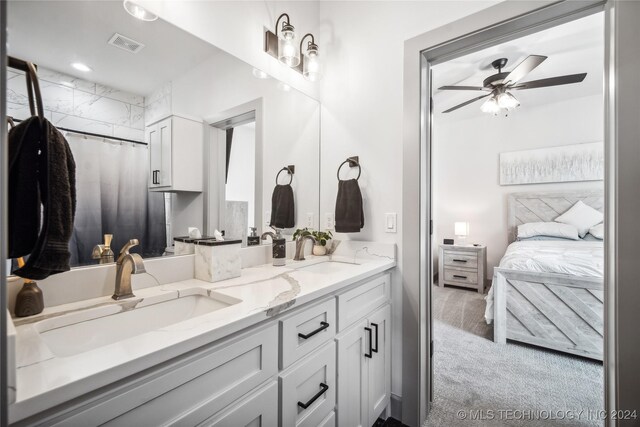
top-left (7, 242), bottom-right (395, 426)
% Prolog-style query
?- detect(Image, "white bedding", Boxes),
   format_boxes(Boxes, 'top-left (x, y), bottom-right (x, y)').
top-left (484, 240), bottom-right (604, 323)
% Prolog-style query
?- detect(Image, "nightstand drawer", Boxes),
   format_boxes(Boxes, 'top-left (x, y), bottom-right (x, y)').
top-left (443, 269), bottom-right (478, 286)
top-left (443, 251), bottom-right (478, 268)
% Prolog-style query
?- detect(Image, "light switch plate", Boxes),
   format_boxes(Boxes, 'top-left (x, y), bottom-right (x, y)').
top-left (385, 213), bottom-right (397, 233)
top-left (306, 212), bottom-right (314, 228)
top-left (325, 213), bottom-right (335, 230)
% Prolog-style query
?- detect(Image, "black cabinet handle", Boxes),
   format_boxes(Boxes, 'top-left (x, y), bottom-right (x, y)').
top-left (453, 274), bottom-right (468, 279)
top-left (297, 383), bottom-right (329, 409)
top-left (453, 259), bottom-right (468, 263)
top-left (152, 170), bottom-right (156, 184)
top-left (298, 321), bottom-right (329, 340)
top-left (365, 327), bottom-right (373, 358)
top-left (371, 323), bottom-right (379, 353)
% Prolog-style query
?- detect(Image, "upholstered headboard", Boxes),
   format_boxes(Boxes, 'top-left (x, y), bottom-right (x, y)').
top-left (507, 190), bottom-right (604, 243)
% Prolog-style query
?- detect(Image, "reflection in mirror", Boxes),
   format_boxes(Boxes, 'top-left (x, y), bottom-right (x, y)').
top-left (6, 1), bottom-right (320, 269)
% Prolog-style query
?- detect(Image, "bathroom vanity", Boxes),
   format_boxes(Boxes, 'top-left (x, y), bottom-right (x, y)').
top-left (7, 243), bottom-right (395, 426)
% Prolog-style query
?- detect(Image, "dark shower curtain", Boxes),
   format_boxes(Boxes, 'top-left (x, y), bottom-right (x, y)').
top-left (66, 133), bottom-right (166, 266)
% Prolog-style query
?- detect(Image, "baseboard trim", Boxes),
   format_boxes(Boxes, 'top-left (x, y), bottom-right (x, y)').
top-left (390, 393), bottom-right (402, 420)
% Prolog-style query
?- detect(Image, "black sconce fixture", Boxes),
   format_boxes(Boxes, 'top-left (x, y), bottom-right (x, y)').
top-left (264, 13), bottom-right (321, 81)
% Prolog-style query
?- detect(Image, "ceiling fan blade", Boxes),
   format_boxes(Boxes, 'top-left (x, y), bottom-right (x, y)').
top-left (503, 55), bottom-right (547, 85)
top-left (511, 73), bottom-right (587, 90)
top-left (438, 85), bottom-right (489, 91)
top-left (442, 93), bottom-right (491, 113)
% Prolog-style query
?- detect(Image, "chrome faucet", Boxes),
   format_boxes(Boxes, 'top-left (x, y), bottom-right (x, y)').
top-left (294, 235), bottom-right (317, 261)
top-left (113, 239), bottom-right (146, 300)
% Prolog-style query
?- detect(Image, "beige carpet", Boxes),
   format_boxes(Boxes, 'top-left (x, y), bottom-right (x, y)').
top-left (425, 284), bottom-right (604, 426)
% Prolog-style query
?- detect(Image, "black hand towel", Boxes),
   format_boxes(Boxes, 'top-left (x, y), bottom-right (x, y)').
top-left (270, 184), bottom-right (295, 229)
top-left (9, 117), bottom-right (77, 280)
top-left (335, 179), bottom-right (364, 233)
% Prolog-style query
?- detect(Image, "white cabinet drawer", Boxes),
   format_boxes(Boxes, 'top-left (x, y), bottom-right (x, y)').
top-left (443, 268), bottom-right (478, 286)
top-left (198, 381), bottom-right (278, 427)
top-left (280, 342), bottom-right (336, 427)
top-left (280, 298), bottom-right (336, 369)
top-left (57, 324), bottom-right (278, 427)
top-left (338, 274), bottom-right (390, 331)
top-left (443, 251), bottom-right (478, 268)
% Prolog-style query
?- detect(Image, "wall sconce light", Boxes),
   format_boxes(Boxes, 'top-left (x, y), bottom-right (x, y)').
top-left (297, 33), bottom-right (321, 82)
top-left (265, 13), bottom-right (321, 81)
top-left (265, 13), bottom-right (300, 67)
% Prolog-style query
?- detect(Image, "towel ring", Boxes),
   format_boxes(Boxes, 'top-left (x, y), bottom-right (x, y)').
top-left (276, 167), bottom-right (294, 185)
top-left (337, 158), bottom-right (361, 181)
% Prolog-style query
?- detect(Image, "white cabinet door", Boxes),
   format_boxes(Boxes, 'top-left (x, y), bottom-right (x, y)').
top-left (199, 381), bottom-right (278, 427)
top-left (336, 319), bottom-right (369, 427)
top-left (148, 123), bottom-right (162, 188)
top-left (367, 304), bottom-right (391, 426)
top-left (158, 117), bottom-right (172, 188)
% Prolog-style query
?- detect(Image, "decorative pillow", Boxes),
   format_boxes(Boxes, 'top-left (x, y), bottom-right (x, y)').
top-left (589, 222), bottom-right (604, 240)
top-left (554, 201), bottom-right (604, 238)
top-left (517, 222), bottom-right (580, 241)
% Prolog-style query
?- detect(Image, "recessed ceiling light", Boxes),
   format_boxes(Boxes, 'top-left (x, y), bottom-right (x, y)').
top-left (123, 0), bottom-right (158, 22)
top-left (252, 68), bottom-right (270, 79)
top-left (71, 62), bottom-right (92, 72)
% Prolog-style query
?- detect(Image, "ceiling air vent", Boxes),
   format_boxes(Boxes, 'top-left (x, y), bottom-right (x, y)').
top-left (108, 33), bottom-right (145, 54)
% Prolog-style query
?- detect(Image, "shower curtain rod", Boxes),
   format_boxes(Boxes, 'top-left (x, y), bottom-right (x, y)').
top-left (10, 117), bottom-right (148, 146)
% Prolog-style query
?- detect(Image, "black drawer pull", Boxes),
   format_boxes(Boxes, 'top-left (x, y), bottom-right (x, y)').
top-left (371, 322), bottom-right (379, 353)
top-left (453, 259), bottom-right (468, 263)
top-left (297, 383), bottom-right (329, 409)
top-left (298, 321), bottom-right (330, 339)
top-left (453, 275), bottom-right (468, 279)
top-left (365, 327), bottom-right (373, 358)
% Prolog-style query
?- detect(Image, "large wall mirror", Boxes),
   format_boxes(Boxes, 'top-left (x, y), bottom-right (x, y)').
top-left (6, 1), bottom-right (320, 268)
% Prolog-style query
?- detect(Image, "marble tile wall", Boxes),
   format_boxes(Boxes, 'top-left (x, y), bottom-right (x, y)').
top-left (6, 67), bottom-right (145, 141)
top-left (144, 81), bottom-right (172, 125)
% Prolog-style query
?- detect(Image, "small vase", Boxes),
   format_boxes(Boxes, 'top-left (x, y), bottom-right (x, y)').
top-left (313, 244), bottom-right (327, 256)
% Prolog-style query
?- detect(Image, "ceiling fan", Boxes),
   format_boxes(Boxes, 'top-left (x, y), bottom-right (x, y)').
top-left (439, 55), bottom-right (587, 115)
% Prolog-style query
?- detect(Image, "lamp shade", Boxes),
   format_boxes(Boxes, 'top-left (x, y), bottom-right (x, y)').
top-left (454, 222), bottom-right (469, 237)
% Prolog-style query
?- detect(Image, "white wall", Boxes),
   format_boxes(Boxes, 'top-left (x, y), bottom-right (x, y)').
top-left (317, 0), bottom-right (499, 404)
top-left (170, 49), bottom-right (320, 235)
top-left (432, 93), bottom-right (604, 280)
top-left (138, 0), bottom-right (320, 99)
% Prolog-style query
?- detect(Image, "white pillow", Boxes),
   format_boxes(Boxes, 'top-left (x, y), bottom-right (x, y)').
top-left (554, 201), bottom-right (604, 238)
top-left (589, 222), bottom-right (604, 240)
top-left (517, 222), bottom-right (580, 240)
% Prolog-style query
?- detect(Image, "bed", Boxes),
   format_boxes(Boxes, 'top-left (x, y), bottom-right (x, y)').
top-left (487, 191), bottom-right (604, 360)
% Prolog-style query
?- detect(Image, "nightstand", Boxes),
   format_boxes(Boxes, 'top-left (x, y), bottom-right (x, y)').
top-left (438, 244), bottom-right (487, 293)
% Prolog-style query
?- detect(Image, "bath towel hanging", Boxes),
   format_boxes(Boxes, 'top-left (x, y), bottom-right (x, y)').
top-left (8, 58), bottom-right (77, 280)
top-left (270, 166), bottom-right (295, 229)
top-left (335, 157), bottom-right (364, 233)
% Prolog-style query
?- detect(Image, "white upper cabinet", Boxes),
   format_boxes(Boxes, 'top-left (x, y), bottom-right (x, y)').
top-left (147, 115), bottom-right (203, 192)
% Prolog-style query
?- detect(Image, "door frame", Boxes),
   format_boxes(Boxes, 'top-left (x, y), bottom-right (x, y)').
top-left (401, 0), bottom-right (638, 425)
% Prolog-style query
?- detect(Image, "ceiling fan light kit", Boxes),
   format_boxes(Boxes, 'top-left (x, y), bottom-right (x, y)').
top-left (439, 55), bottom-right (587, 115)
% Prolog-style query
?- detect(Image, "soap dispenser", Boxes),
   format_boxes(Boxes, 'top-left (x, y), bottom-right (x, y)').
top-left (261, 227), bottom-right (286, 266)
top-left (247, 227), bottom-right (260, 246)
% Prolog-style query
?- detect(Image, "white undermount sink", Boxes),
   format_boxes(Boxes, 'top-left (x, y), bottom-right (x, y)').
top-left (295, 260), bottom-right (360, 274)
top-left (35, 291), bottom-right (240, 357)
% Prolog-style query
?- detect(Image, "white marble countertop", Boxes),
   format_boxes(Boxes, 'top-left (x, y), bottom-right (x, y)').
top-left (9, 249), bottom-right (395, 423)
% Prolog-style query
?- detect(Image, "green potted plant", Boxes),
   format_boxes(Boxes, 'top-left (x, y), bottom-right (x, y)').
top-left (293, 228), bottom-right (334, 256)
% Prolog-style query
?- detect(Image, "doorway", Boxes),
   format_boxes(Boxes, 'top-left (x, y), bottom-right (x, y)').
top-left (399, 1), bottom-right (627, 425)
top-left (428, 11), bottom-right (605, 424)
